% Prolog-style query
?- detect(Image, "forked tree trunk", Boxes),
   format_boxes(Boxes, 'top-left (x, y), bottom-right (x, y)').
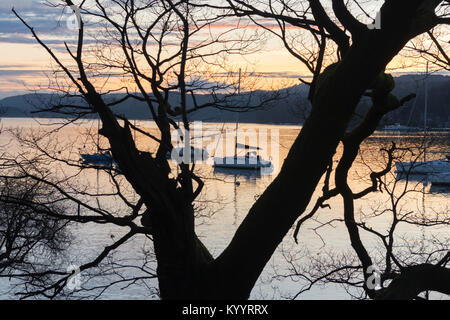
top-left (17, 0), bottom-right (444, 301)
top-left (94, 3), bottom-right (439, 300)
top-left (165, 12), bottom-right (436, 299)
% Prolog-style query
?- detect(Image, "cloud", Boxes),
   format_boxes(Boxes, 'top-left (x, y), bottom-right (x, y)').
top-left (0, 0), bottom-right (42, 10)
top-left (213, 71), bottom-right (311, 79)
top-left (205, 21), bottom-right (301, 31)
top-left (251, 72), bottom-right (310, 79)
top-left (0, 0), bottom-right (83, 45)
top-left (0, 69), bottom-right (49, 76)
top-left (0, 63), bottom-right (37, 69)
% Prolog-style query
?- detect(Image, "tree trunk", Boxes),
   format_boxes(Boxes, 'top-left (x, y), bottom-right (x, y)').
top-left (377, 264), bottom-right (450, 300)
top-left (203, 21), bottom-right (434, 299)
top-left (95, 3), bottom-right (439, 300)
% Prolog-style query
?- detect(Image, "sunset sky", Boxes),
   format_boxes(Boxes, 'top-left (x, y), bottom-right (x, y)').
top-left (0, 0), bottom-right (446, 99)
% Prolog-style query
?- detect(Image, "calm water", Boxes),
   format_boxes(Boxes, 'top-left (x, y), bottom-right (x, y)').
top-left (0, 118), bottom-right (448, 300)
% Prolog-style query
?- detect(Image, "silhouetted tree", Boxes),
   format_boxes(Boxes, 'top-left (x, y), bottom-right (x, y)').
top-left (405, 27), bottom-right (450, 71)
top-left (0, 175), bottom-right (70, 280)
top-left (273, 141), bottom-right (449, 299)
top-left (7, 0), bottom-right (450, 299)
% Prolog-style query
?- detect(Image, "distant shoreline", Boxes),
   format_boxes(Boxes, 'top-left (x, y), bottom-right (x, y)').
top-left (0, 116), bottom-right (304, 127)
top-left (1, 116), bottom-right (450, 133)
top-left (2, 73), bottom-right (449, 128)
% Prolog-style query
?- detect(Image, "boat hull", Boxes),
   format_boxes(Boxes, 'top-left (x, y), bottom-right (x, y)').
top-left (213, 156), bottom-right (271, 170)
top-left (395, 160), bottom-right (450, 174)
top-left (80, 152), bottom-right (120, 172)
top-left (81, 153), bottom-right (113, 164)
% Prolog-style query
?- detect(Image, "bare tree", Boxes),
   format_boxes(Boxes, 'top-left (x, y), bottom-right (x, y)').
top-left (4, 0), bottom-right (449, 299)
top-left (276, 142), bottom-right (449, 299)
top-left (404, 14), bottom-right (450, 71)
top-left (0, 174), bottom-right (71, 279)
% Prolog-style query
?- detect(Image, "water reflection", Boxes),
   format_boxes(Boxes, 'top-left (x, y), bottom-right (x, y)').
top-left (0, 118), bottom-right (448, 300)
top-left (212, 168), bottom-right (264, 226)
top-left (213, 167), bottom-right (263, 180)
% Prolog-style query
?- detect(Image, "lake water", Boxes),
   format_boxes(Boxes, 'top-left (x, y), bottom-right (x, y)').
top-left (0, 118), bottom-right (448, 300)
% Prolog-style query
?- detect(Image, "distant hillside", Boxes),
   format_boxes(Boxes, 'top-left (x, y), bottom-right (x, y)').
top-left (0, 87), bottom-right (310, 124)
top-left (0, 74), bottom-right (448, 126)
top-left (384, 74), bottom-right (450, 128)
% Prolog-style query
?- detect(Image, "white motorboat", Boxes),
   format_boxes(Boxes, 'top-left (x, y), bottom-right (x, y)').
top-left (383, 123), bottom-right (418, 131)
top-left (395, 64), bottom-right (450, 176)
top-left (214, 151), bottom-right (272, 170)
top-left (212, 69), bottom-right (272, 171)
top-left (395, 158), bottom-right (450, 174)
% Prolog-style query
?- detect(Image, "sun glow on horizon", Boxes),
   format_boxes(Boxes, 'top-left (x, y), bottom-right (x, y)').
top-left (0, 0), bottom-right (448, 98)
